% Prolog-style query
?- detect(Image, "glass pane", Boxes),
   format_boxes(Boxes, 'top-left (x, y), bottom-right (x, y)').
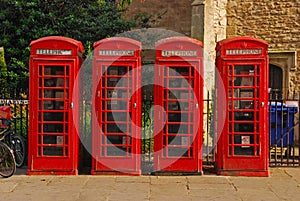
top-left (43, 147), bottom-right (63, 156)
top-left (167, 148), bottom-right (191, 157)
top-left (106, 146), bottom-right (127, 156)
top-left (234, 146), bottom-right (254, 156)
top-left (234, 123), bottom-right (254, 132)
top-left (234, 65), bottom-right (254, 75)
top-left (234, 112), bottom-right (254, 120)
top-left (44, 78), bottom-right (56, 87)
top-left (43, 124), bottom-right (63, 132)
top-left (234, 135), bottom-right (254, 144)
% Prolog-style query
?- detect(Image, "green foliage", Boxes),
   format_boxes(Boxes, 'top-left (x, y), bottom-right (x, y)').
top-left (0, 0), bottom-right (136, 88)
top-left (0, 47), bottom-right (8, 89)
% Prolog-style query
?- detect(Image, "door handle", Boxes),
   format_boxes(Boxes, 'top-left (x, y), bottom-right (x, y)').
top-left (133, 103), bottom-right (137, 109)
top-left (261, 102), bottom-right (265, 108)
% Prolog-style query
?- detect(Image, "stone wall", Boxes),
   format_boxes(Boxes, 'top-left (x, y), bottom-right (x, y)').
top-left (226, 0), bottom-right (300, 96)
top-left (124, 0), bottom-right (193, 36)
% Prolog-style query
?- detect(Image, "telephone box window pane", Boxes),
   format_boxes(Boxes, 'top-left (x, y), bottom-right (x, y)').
top-left (55, 101), bottom-right (64, 110)
top-left (107, 136), bottom-right (123, 144)
top-left (229, 77), bottom-right (233, 86)
top-left (234, 65), bottom-right (255, 75)
top-left (256, 123), bottom-right (260, 132)
top-left (240, 77), bottom-right (254, 86)
top-left (167, 67), bottom-right (190, 76)
top-left (234, 146), bottom-right (254, 156)
top-left (234, 112), bottom-right (254, 120)
top-left (39, 66), bottom-right (43, 75)
top-left (180, 113), bottom-right (192, 122)
top-left (106, 146), bottom-right (127, 156)
top-left (232, 89), bottom-right (239, 98)
top-left (43, 124), bottom-right (63, 132)
top-left (66, 66), bottom-right (69, 76)
top-left (179, 124), bottom-right (189, 134)
top-left (39, 78), bottom-right (43, 87)
top-left (168, 113), bottom-right (181, 122)
top-left (105, 112), bottom-right (127, 122)
top-left (43, 101), bottom-right (54, 110)
top-left (52, 66), bottom-right (64, 75)
top-left (229, 146), bottom-right (233, 155)
top-left (54, 91), bottom-right (65, 99)
top-left (239, 89), bottom-right (254, 98)
top-left (229, 65), bottom-right (233, 75)
top-left (168, 124), bottom-right (180, 134)
top-left (44, 67), bottom-right (51, 75)
top-left (106, 124), bottom-right (119, 133)
top-left (229, 134), bottom-right (233, 144)
top-left (240, 101), bottom-right (254, 109)
top-left (168, 79), bottom-right (193, 88)
top-left (234, 135), bottom-right (254, 144)
top-left (168, 136), bottom-right (191, 146)
top-left (43, 112), bottom-right (64, 121)
top-left (168, 102), bottom-right (179, 111)
top-left (234, 123), bottom-right (254, 132)
top-left (45, 79), bottom-right (56, 87)
top-left (44, 90), bottom-right (53, 98)
top-left (228, 101), bottom-right (239, 109)
top-left (43, 147), bottom-right (63, 156)
top-left (168, 148), bottom-right (191, 157)
top-left (43, 135), bottom-right (59, 144)
top-left (65, 124), bottom-right (68, 133)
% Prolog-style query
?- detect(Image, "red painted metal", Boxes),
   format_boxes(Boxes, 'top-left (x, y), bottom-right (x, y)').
top-left (215, 36), bottom-right (269, 176)
top-left (91, 37), bottom-right (142, 175)
top-left (154, 37), bottom-right (204, 173)
top-left (27, 36), bottom-right (84, 175)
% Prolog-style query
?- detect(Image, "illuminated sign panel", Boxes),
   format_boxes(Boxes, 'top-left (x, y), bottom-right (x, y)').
top-left (99, 50), bottom-right (134, 56)
top-left (36, 49), bottom-right (72, 55)
top-left (226, 49), bottom-right (262, 55)
top-left (162, 50), bottom-right (197, 57)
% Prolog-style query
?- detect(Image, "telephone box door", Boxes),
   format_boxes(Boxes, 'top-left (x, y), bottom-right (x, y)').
top-left (154, 37), bottom-right (204, 173)
top-left (92, 37), bottom-right (141, 175)
top-left (28, 36), bottom-right (83, 175)
top-left (215, 37), bottom-right (269, 176)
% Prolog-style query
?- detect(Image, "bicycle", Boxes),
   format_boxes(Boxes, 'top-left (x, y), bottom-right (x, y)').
top-left (0, 106), bottom-right (26, 168)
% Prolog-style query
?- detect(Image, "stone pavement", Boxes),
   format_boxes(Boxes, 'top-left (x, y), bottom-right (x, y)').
top-left (1, 167), bottom-right (300, 201)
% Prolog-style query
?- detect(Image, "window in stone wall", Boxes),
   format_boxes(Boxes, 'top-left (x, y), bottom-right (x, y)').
top-left (269, 64), bottom-right (283, 99)
top-left (268, 51), bottom-right (296, 99)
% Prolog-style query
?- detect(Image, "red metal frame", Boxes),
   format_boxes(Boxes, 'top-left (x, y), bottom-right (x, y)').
top-left (91, 37), bottom-right (142, 175)
top-left (215, 36), bottom-right (269, 176)
top-left (27, 36), bottom-right (84, 175)
top-left (154, 37), bottom-right (204, 173)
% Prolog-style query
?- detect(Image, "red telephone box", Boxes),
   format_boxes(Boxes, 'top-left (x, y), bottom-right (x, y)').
top-left (27, 36), bottom-right (84, 175)
top-left (215, 36), bottom-right (269, 176)
top-left (154, 37), bottom-right (204, 173)
top-left (91, 37), bottom-right (142, 175)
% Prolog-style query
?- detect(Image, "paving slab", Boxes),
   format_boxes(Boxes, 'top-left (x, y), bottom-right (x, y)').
top-left (1, 167), bottom-right (300, 201)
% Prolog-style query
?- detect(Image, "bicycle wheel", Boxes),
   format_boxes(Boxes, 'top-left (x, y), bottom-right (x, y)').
top-left (11, 135), bottom-right (26, 168)
top-left (0, 142), bottom-right (16, 178)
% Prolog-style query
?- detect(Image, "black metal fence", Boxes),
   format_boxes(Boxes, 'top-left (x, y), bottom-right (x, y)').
top-left (1, 87), bottom-right (299, 170)
top-left (268, 95), bottom-right (300, 167)
top-left (141, 91), bottom-right (300, 169)
top-left (0, 88), bottom-right (29, 138)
